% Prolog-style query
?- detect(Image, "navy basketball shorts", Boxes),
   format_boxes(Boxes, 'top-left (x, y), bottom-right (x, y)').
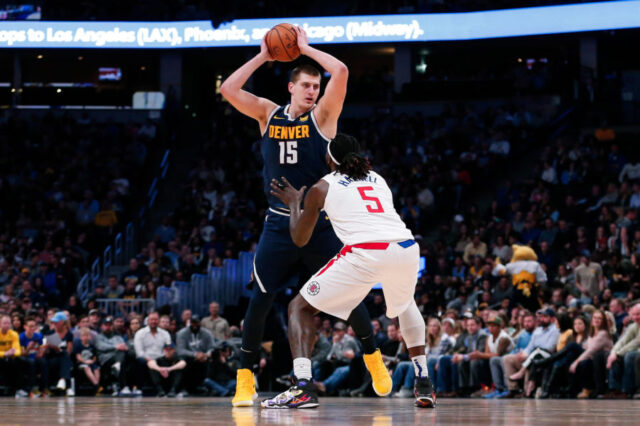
top-left (253, 209), bottom-right (342, 294)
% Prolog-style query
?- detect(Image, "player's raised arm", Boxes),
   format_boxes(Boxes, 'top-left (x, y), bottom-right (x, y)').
top-left (219, 36), bottom-right (279, 134)
top-left (270, 177), bottom-right (328, 247)
top-left (294, 27), bottom-right (348, 137)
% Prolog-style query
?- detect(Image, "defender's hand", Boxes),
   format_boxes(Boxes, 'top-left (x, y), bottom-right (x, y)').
top-left (270, 177), bottom-right (306, 207)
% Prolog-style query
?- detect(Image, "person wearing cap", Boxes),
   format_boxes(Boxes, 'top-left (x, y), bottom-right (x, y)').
top-left (203, 342), bottom-right (238, 397)
top-left (88, 309), bottom-right (101, 332)
top-left (503, 307), bottom-right (559, 397)
top-left (96, 316), bottom-right (137, 396)
top-left (176, 314), bottom-right (216, 392)
top-left (313, 321), bottom-right (360, 395)
top-left (147, 342), bottom-right (186, 397)
top-left (481, 317), bottom-right (515, 398)
top-left (42, 311), bottom-right (74, 396)
top-left (90, 285), bottom-right (106, 301)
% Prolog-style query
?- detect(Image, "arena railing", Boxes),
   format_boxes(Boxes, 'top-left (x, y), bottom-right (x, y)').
top-left (77, 149), bottom-right (171, 302)
top-left (95, 298), bottom-right (156, 318)
top-left (154, 251), bottom-right (255, 317)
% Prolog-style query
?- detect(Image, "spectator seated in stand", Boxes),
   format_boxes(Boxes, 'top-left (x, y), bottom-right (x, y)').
top-left (72, 327), bottom-right (100, 390)
top-left (605, 303), bottom-right (640, 399)
top-left (147, 342), bottom-right (187, 397)
top-left (203, 343), bottom-right (239, 397)
top-left (0, 314), bottom-right (22, 396)
top-left (201, 302), bottom-right (230, 341)
top-left (176, 314), bottom-right (216, 393)
top-left (133, 312), bottom-right (171, 393)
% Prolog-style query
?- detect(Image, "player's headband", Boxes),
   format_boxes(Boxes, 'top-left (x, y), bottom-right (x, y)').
top-left (327, 139), bottom-right (341, 165)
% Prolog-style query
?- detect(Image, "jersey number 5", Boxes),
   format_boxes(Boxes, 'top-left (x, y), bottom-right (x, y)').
top-left (357, 186), bottom-right (384, 213)
top-left (278, 141), bottom-right (298, 164)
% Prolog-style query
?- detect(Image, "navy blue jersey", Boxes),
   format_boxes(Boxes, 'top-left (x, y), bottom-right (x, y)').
top-left (261, 105), bottom-right (330, 210)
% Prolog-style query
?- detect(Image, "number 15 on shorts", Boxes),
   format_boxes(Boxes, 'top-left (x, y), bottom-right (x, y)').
top-left (279, 141), bottom-right (298, 164)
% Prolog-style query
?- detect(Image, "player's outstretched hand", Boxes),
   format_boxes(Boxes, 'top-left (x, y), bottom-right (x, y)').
top-left (270, 177), bottom-right (306, 207)
top-left (294, 25), bottom-right (309, 53)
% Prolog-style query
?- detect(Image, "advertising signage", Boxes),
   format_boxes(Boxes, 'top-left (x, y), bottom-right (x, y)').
top-left (0, 1), bottom-right (639, 49)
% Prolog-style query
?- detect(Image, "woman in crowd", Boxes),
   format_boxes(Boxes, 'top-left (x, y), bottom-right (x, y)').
top-left (392, 318), bottom-right (454, 397)
top-left (569, 310), bottom-right (613, 398)
top-left (536, 315), bottom-right (590, 398)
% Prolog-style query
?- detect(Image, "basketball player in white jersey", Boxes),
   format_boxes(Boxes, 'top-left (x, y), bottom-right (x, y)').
top-left (261, 133), bottom-right (436, 409)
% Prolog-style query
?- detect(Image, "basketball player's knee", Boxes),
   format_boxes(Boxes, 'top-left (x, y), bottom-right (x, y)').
top-left (398, 303), bottom-right (425, 348)
top-left (288, 294), bottom-right (313, 318)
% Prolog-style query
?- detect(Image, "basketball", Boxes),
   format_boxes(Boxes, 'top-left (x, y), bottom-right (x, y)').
top-left (265, 23), bottom-right (300, 62)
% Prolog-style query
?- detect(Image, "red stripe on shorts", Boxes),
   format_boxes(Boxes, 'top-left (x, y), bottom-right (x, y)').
top-left (316, 242), bottom-right (390, 276)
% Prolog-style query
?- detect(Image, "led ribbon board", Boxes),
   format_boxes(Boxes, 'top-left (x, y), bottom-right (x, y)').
top-left (0, 1), bottom-right (639, 48)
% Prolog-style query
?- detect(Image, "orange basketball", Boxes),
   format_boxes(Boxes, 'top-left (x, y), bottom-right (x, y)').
top-left (265, 23), bottom-right (300, 62)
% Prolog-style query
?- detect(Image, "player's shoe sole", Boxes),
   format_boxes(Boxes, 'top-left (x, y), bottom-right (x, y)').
top-left (232, 392), bottom-right (258, 407)
top-left (261, 400), bottom-right (319, 409)
top-left (261, 379), bottom-right (319, 409)
top-left (415, 377), bottom-right (436, 408)
top-left (415, 392), bottom-right (436, 408)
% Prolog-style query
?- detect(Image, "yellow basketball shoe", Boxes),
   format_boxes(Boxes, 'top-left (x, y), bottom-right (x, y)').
top-left (363, 349), bottom-right (392, 397)
top-left (232, 369), bottom-right (258, 407)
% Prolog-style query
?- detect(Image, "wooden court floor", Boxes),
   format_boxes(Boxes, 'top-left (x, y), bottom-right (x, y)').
top-left (1, 397), bottom-right (639, 425)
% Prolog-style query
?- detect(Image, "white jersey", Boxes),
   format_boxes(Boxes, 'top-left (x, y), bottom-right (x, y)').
top-left (321, 170), bottom-right (414, 246)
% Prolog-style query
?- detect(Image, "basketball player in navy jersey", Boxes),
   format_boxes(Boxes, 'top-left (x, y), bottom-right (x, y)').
top-left (220, 26), bottom-right (390, 407)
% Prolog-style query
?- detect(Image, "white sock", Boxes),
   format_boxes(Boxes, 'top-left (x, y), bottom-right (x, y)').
top-left (293, 357), bottom-right (312, 381)
top-left (411, 355), bottom-right (429, 378)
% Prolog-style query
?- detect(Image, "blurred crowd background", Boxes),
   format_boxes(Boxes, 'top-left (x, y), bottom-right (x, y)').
top-left (1, 0), bottom-right (639, 400)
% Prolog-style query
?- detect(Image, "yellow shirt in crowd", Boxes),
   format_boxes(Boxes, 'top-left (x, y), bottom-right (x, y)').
top-left (556, 329), bottom-right (574, 352)
top-left (0, 329), bottom-right (22, 357)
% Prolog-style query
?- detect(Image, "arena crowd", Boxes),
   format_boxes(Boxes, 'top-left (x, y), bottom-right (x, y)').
top-left (1, 99), bottom-right (639, 400)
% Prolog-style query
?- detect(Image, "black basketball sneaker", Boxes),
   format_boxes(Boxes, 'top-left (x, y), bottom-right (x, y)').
top-left (415, 377), bottom-right (436, 408)
top-left (261, 377), bottom-right (319, 409)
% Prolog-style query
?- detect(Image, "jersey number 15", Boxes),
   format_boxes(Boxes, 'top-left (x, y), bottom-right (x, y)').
top-left (357, 186), bottom-right (384, 213)
top-left (278, 141), bottom-right (298, 164)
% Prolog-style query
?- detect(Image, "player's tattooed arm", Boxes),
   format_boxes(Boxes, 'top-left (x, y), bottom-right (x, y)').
top-left (270, 177), bottom-right (328, 247)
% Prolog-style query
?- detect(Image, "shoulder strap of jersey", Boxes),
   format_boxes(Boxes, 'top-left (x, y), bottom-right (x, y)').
top-left (265, 105), bottom-right (283, 126)
top-left (309, 106), bottom-right (331, 142)
top-left (321, 172), bottom-right (338, 185)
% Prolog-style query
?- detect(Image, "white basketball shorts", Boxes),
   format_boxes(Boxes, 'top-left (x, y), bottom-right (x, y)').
top-left (300, 240), bottom-right (419, 320)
